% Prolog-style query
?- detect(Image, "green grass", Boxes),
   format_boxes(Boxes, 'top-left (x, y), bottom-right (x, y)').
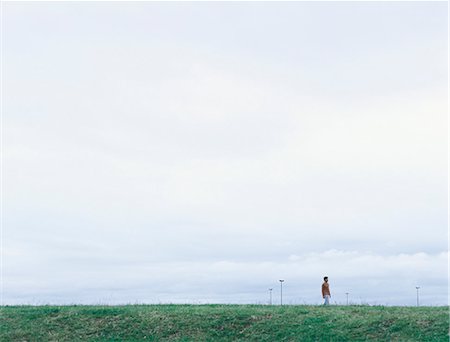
top-left (1, 305), bottom-right (448, 341)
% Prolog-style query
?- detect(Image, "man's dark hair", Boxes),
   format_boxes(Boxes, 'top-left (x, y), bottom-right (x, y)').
top-left (324, 276), bottom-right (328, 281)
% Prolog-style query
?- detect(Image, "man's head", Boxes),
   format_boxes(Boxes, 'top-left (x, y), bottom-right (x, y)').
top-left (324, 276), bottom-right (328, 282)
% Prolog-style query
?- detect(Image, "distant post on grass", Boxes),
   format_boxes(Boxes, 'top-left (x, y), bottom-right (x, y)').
top-left (416, 286), bottom-right (420, 307)
top-left (279, 280), bottom-right (284, 306)
top-left (345, 292), bottom-right (349, 305)
top-left (269, 288), bottom-right (273, 305)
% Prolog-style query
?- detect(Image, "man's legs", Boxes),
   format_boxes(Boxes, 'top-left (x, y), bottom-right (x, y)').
top-left (324, 295), bottom-right (330, 305)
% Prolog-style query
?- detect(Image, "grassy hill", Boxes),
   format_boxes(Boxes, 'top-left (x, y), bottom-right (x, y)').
top-left (1, 304), bottom-right (448, 341)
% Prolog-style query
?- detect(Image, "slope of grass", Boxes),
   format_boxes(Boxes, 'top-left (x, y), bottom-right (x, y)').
top-left (1, 304), bottom-right (448, 341)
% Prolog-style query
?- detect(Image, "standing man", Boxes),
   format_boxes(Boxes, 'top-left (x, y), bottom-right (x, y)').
top-left (322, 276), bottom-right (331, 305)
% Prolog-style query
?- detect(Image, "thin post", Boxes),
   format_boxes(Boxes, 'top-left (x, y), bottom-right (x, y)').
top-left (279, 280), bottom-right (284, 306)
top-left (416, 286), bottom-right (420, 307)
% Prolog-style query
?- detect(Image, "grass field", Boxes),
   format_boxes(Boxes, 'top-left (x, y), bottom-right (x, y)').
top-left (1, 304), bottom-right (448, 341)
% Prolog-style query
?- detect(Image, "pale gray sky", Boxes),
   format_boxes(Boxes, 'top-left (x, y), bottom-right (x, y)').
top-left (3, 1), bottom-right (448, 306)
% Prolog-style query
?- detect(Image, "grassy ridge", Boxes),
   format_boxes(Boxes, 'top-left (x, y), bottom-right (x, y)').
top-left (1, 305), bottom-right (448, 341)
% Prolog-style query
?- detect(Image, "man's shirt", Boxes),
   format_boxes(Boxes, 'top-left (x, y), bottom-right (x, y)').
top-left (322, 282), bottom-right (331, 297)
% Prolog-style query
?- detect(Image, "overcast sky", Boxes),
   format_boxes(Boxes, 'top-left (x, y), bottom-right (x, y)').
top-left (3, 1), bottom-right (448, 306)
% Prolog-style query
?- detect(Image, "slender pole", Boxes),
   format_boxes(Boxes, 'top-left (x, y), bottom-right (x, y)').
top-left (279, 280), bottom-right (284, 306)
top-left (269, 288), bottom-right (273, 305)
top-left (346, 292), bottom-right (349, 305)
top-left (416, 287), bottom-right (420, 307)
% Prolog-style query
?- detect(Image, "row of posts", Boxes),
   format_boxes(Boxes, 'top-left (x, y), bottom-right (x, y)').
top-left (268, 281), bottom-right (421, 306)
top-left (267, 279), bottom-right (284, 306)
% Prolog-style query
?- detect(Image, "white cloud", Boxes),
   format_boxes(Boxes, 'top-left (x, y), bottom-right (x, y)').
top-left (4, 247), bottom-right (447, 306)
